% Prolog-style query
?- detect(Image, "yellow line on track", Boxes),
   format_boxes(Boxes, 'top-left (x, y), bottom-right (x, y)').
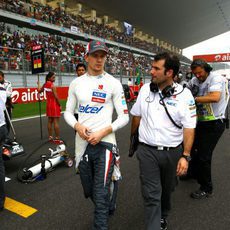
top-left (4, 197), bottom-right (38, 218)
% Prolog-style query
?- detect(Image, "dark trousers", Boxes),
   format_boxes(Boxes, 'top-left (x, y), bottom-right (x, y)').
top-left (0, 125), bottom-right (7, 208)
top-left (74, 114), bottom-right (78, 135)
top-left (74, 113), bottom-right (78, 121)
top-left (79, 142), bottom-right (115, 230)
top-left (190, 119), bottom-right (225, 192)
top-left (4, 107), bottom-right (12, 133)
top-left (4, 107), bottom-right (12, 141)
top-left (136, 144), bottom-right (182, 230)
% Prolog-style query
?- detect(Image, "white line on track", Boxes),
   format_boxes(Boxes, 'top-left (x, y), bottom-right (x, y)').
top-left (12, 114), bottom-right (46, 122)
top-left (12, 112), bottom-right (64, 122)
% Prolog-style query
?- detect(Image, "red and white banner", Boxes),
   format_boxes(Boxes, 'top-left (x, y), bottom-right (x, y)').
top-left (193, 53), bottom-right (230, 62)
top-left (11, 87), bottom-right (69, 104)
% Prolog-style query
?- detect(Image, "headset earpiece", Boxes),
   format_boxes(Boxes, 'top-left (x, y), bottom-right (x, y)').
top-left (204, 63), bottom-right (213, 72)
top-left (161, 85), bottom-right (175, 98)
top-left (149, 82), bottom-right (159, 93)
top-left (150, 82), bottom-right (175, 98)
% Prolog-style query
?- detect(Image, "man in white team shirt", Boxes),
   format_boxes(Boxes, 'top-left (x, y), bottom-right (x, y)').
top-left (187, 59), bottom-right (229, 199)
top-left (130, 52), bottom-right (196, 230)
top-left (64, 40), bottom-right (129, 230)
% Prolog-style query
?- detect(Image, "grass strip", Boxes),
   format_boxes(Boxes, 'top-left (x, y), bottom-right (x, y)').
top-left (12, 100), bottom-right (67, 119)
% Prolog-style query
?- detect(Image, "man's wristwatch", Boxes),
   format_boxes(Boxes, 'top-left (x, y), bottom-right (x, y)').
top-left (181, 154), bottom-right (192, 162)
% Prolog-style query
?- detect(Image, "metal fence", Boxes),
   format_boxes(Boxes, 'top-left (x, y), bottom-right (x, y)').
top-left (0, 46), bottom-right (151, 87)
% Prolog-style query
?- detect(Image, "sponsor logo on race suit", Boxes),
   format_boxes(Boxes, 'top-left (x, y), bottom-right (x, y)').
top-left (98, 85), bottom-right (103, 90)
top-left (121, 100), bottom-right (126, 105)
top-left (79, 104), bottom-right (104, 114)
top-left (166, 100), bottom-right (177, 107)
top-left (188, 99), bottom-right (195, 106)
top-left (91, 91), bottom-right (106, 103)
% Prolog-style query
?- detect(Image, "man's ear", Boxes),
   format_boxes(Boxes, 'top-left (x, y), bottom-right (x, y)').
top-left (166, 69), bottom-right (173, 78)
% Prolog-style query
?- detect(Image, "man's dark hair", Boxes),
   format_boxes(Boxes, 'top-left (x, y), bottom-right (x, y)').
top-left (76, 63), bottom-right (86, 71)
top-left (153, 52), bottom-right (180, 77)
top-left (190, 59), bottom-right (213, 73)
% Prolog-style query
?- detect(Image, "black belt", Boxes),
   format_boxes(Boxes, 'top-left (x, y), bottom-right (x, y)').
top-left (139, 142), bottom-right (181, 151)
top-left (198, 119), bottom-right (225, 125)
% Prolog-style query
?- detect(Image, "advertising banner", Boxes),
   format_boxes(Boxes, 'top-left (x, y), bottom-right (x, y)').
top-left (11, 87), bottom-right (69, 104)
top-left (71, 26), bottom-right (80, 34)
top-left (193, 53), bottom-right (230, 62)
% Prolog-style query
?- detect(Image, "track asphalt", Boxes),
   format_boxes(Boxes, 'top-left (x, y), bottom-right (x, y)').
top-left (1, 112), bottom-right (230, 230)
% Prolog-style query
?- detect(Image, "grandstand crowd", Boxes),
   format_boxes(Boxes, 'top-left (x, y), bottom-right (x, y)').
top-left (0, 23), bottom-right (153, 75)
top-left (0, 0), bottom-right (191, 76)
top-left (0, 0), bottom-right (160, 52)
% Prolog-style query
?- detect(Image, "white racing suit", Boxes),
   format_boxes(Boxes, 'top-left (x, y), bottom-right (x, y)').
top-left (64, 72), bottom-right (129, 230)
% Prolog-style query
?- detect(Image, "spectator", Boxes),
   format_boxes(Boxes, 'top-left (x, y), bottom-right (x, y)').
top-left (0, 0), bottom-right (169, 54)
